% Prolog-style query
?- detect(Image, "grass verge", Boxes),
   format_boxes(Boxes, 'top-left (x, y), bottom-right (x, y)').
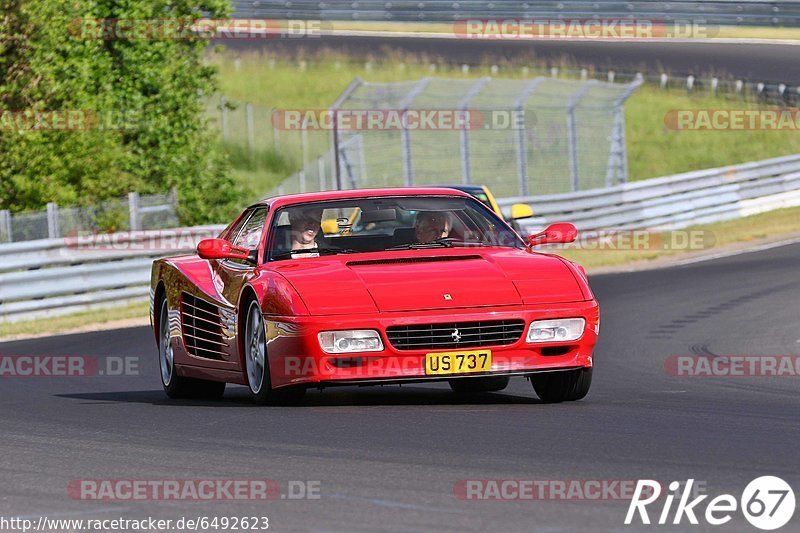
top-left (555, 206), bottom-right (800, 269)
top-left (0, 301), bottom-right (150, 341)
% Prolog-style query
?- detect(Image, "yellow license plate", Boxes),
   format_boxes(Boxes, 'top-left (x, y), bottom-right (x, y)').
top-left (424, 350), bottom-right (492, 375)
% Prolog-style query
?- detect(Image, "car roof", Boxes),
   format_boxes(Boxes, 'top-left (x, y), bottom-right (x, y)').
top-left (434, 184), bottom-right (485, 194)
top-left (259, 187), bottom-right (473, 209)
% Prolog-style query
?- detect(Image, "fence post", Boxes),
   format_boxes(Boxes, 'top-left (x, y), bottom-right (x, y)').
top-left (566, 81), bottom-right (596, 192)
top-left (329, 77), bottom-right (364, 190)
top-left (46, 202), bottom-right (60, 239)
top-left (0, 209), bottom-right (11, 243)
top-left (128, 192), bottom-right (141, 231)
top-left (458, 77), bottom-right (490, 185)
top-left (398, 77), bottom-right (433, 187)
top-left (318, 156), bottom-right (326, 191)
top-left (512, 77), bottom-right (545, 196)
top-left (220, 96), bottom-right (229, 142)
top-left (245, 102), bottom-right (255, 154)
top-left (271, 108), bottom-right (280, 152)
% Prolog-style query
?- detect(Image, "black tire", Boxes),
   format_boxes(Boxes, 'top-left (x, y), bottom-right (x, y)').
top-left (448, 375), bottom-right (510, 393)
top-left (530, 367), bottom-right (592, 403)
top-left (158, 298), bottom-right (226, 400)
top-left (242, 298), bottom-right (306, 406)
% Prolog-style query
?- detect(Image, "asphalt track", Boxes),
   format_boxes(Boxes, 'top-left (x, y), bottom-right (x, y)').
top-left (219, 35), bottom-right (800, 84)
top-left (1, 242), bottom-right (799, 532)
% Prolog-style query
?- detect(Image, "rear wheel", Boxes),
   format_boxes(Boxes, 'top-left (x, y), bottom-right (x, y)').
top-left (530, 367), bottom-right (592, 403)
top-left (158, 298), bottom-right (225, 399)
top-left (449, 375), bottom-right (510, 393)
top-left (243, 299), bottom-right (305, 405)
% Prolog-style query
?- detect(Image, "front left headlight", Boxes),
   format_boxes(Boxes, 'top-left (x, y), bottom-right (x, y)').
top-left (526, 318), bottom-right (585, 343)
top-left (318, 330), bottom-right (384, 354)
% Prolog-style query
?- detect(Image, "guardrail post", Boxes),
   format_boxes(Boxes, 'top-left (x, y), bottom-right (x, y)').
top-left (0, 210), bottom-right (11, 243)
top-left (46, 202), bottom-right (60, 239)
top-left (128, 192), bottom-right (141, 231)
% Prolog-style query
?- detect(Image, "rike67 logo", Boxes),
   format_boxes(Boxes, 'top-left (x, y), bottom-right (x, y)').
top-left (626, 477), bottom-right (795, 530)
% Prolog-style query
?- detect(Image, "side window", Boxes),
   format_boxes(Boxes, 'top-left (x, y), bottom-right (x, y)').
top-left (228, 207), bottom-right (268, 265)
top-left (232, 208), bottom-right (268, 250)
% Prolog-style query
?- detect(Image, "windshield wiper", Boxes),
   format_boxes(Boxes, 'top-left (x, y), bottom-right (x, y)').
top-left (272, 248), bottom-right (359, 261)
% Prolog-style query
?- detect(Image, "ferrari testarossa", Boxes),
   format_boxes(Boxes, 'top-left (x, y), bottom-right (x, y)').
top-left (150, 188), bottom-right (599, 404)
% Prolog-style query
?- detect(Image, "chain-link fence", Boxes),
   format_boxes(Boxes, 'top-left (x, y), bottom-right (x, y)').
top-left (269, 75), bottom-right (641, 197)
top-left (0, 192), bottom-right (179, 244)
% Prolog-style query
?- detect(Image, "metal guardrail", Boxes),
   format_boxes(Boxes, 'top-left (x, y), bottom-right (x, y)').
top-left (0, 226), bottom-right (224, 323)
top-left (499, 154), bottom-right (800, 231)
top-left (2, 153), bottom-right (799, 323)
top-left (231, 0), bottom-right (800, 26)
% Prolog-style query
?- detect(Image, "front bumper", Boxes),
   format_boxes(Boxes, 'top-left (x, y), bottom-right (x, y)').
top-left (264, 301), bottom-right (599, 389)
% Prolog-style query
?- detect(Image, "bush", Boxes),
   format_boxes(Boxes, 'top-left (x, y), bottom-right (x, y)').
top-left (0, 0), bottom-right (241, 225)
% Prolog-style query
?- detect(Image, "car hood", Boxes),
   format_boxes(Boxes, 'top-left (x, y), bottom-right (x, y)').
top-left (271, 249), bottom-right (587, 315)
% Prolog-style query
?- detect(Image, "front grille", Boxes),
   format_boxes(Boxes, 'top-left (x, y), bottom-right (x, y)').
top-left (181, 292), bottom-right (227, 359)
top-left (386, 320), bottom-right (525, 351)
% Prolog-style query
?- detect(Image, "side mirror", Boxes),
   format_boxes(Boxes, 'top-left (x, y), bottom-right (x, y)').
top-left (528, 223), bottom-right (578, 246)
top-left (510, 203), bottom-right (534, 220)
top-left (197, 238), bottom-right (252, 261)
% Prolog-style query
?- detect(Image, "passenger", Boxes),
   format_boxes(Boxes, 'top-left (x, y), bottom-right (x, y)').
top-left (414, 211), bottom-right (452, 243)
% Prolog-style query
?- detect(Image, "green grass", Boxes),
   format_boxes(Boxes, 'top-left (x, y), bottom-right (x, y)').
top-left (208, 50), bottom-right (800, 193)
top-left (0, 301), bottom-right (149, 340)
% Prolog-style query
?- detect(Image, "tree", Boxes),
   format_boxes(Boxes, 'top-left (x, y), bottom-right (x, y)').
top-left (0, 0), bottom-right (240, 225)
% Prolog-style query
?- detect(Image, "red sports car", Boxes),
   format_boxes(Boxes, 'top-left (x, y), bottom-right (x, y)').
top-left (150, 188), bottom-right (598, 404)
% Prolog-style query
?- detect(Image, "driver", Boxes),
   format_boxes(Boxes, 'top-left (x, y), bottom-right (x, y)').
top-left (288, 207), bottom-right (324, 255)
top-left (414, 211), bottom-right (451, 243)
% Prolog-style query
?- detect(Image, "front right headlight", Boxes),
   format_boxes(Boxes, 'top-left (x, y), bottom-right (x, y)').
top-left (318, 330), bottom-right (384, 354)
top-left (526, 318), bottom-right (585, 343)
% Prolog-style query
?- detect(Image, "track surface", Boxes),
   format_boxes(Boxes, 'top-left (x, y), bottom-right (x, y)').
top-left (1, 243), bottom-right (799, 531)
top-left (220, 36), bottom-right (800, 84)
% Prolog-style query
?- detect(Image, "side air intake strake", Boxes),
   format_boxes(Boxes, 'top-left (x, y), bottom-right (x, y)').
top-left (181, 292), bottom-right (227, 359)
top-left (347, 255), bottom-right (482, 267)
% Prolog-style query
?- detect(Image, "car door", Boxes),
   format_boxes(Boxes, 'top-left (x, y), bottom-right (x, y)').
top-left (185, 207), bottom-right (268, 369)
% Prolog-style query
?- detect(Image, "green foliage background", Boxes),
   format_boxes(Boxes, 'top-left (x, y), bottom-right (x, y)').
top-left (0, 0), bottom-right (239, 225)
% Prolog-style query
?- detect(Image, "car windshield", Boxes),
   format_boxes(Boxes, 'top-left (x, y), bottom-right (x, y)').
top-left (268, 196), bottom-right (524, 261)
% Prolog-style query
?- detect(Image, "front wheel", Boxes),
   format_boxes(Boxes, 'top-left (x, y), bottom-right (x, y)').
top-left (158, 298), bottom-right (225, 400)
top-left (530, 367), bottom-right (592, 403)
top-left (243, 299), bottom-right (305, 405)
